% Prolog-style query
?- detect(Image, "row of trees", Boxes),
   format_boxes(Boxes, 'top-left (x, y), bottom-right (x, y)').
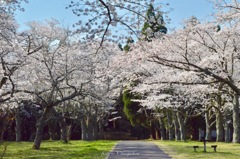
top-left (111, 0), bottom-right (240, 143)
top-left (0, 1), bottom-right (127, 149)
top-left (2, 0), bottom-right (240, 151)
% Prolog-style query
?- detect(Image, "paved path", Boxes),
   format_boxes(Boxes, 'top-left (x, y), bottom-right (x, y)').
top-left (106, 141), bottom-right (171, 159)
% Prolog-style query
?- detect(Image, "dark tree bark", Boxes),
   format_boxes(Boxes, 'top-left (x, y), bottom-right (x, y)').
top-left (232, 94), bottom-right (240, 143)
top-left (86, 117), bottom-right (94, 141)
top-left (167, 110), bottom-right (174, 140)
top-left (159, 117), bottom-right (166, 140)
top-left (93, 116), bottom-right (98, 140)
top-left (59, 118), bottom-right (68, 143)
top-left (214, 93), bottom-right (224, 142)
top-left (149, 120), bottom-right (156, 140)
top-left (32, 106), bottom-right (52, 150)
top-left (15, 107), bottom-right (22, 142)
top-left (177, 112), bottom-right (186, 141)
top-left (173, 112), bottom-right (180, 141)
top-left (216, 110), bottom-right (224, 142)
top-left (205, 110), bottom-right (211, 141)
top-left (48, 120), bottom-right (58, 140)
top-left (223, 107), bottom-right (231, 142)
top-left (81, 117), bottom-right (87, 140)
top-left (0, 113), bottom-right (8, 141)
top-left (67, 124), bottom-right (72, 141)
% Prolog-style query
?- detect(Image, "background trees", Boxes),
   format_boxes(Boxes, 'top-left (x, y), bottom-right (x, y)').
top-left (0, 6), bottom-right (24, 103)
top-left (112, 0), bottom-right (240, 143)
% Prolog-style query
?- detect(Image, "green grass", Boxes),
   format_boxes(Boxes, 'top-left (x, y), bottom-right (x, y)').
top-left (0, 140), bottom-right (117, 159)
top-left (153, 140), bottom-right (240, 159)
top-left (3, 139), bottom-right (240, 159)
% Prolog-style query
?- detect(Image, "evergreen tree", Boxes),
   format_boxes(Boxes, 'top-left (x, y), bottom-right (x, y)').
top-left (141, 4), bottom-right (167, 41)
top-left (119, 4), bottom-right (167, 51)
top-left (121, 4), bottom-right (168, 135)
top-left (122, 90), bottom-right (149, 128)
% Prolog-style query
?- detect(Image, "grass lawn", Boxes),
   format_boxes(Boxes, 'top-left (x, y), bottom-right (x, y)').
top-left (0, 140), bottom-right (117, 159)
top-left (153, 140), bottom-right (240, 159)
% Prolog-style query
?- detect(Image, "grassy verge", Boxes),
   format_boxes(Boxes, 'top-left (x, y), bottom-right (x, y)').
top-left (1, 140), bottom-right (117, 159)
top-left (153, 140), bottom-right (240, 159)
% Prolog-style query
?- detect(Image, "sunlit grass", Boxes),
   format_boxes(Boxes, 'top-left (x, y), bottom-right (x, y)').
top-left (1, 140), bottom-right (117, 159)
top-left (153, 140), bottom-right (240, 159)
top-left (3, 139), bottom-right (239, 159)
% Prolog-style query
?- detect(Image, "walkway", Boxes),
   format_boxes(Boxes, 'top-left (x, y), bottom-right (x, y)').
top-left (106, 141), bottom-right (171, 159)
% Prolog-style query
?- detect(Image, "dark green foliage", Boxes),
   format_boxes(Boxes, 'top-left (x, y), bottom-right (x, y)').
top-left (123, 38), bottom-right (134, 52)
top-left (122, 90), bottom-right (138, 126)
top-left (122, 90), bottom-right (149, 127)
top-left (119, 4), bottom-right (167, 51)
top-left (126, 38), bottom-right (134, 44)
top-left (141, 4), bottom-right (167, 41)
top-left (118, 44), bottom-right (123, 51)
top-left (118, 38), bottom-right (134, 52)
top-left (123, 45), bottom-right (131, 52)
top-left (216, 25), bottom-right (221, 32)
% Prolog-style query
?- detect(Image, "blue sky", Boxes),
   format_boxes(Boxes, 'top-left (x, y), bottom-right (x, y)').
top-left (15, 0), bottom-right (216, 31)
top-left (162, 0), bottom-right (215, 29)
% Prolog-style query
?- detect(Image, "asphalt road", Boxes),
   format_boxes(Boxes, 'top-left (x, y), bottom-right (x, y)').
top-left (106, 141), bottom-right (172, 159)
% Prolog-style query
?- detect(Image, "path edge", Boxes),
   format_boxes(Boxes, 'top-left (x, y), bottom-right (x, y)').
top-left (105, 141), bottom-right (120, 159)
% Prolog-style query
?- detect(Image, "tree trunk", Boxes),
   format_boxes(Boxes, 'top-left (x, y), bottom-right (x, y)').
top-left (87, 117), bottom-right (93, 141)
top-left (232, 94), bottom-right (240, 143)
top-left (205, 110), bottom-right (211, 141)
top-left (216, 110), bottom-right (224, 142)
top-left (98, 120), bottom-right (104, 133)
top-left (15, 107), bottom-right (22, 142)
top-left (149, 121), bottom-right (156, 140)
top-left (199, 129), bottom-right (203, 140)
top-left (155, 128), bottom-right (160, 140)
top-left (173, 112), bottom-right (180, 141)
top-left (81, 117), bottom-right (87, 140)
top-left (215, 94), bottom-right (224, 142)
top-left (67, 124), bottom-right (72, 141)
top-left (60, 118), bottom-right (68, 143)
top-left (0, 114), bottom-right (8, 141)
top-left (93, 118), bottom-right (98, 140)
top-left (29, 132), bottom-right (36, 142)
top-left (32, 106), bottom-right (52, 150)
top-left (224, 123), bottom-right (230, 142)
top-left (223, 107), bottom-right (231, 142)
top-left (167, 110), bottom-right (174, 140)
top-left (159, 117), bottom-right (166, 140)
top-left (48, 120), bottom-right (58, 140)
top-left (177, 112), bottom-right (186, 141)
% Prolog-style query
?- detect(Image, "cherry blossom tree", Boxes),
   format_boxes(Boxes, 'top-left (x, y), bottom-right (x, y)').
top-left (9, 19), bottom-right (123, 148)
top-left (0, 4), bottom-right (23, 103)
top-left (74, 43), bottom-right (122, 141)
top-left (13, 20), bottom-right (88, 149)
top-left (107, 0), bottom-right (240, 142)
top-left (0, 0), bottom-right (42, 104)
top-left (0, 0), bottom-right (27, 14)
top-left (67, 0), bottom-right (169, 51)
top-left (115, 5), bottom-right (240, 142)
top-left (0, 3), bottom-right (28, 155)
